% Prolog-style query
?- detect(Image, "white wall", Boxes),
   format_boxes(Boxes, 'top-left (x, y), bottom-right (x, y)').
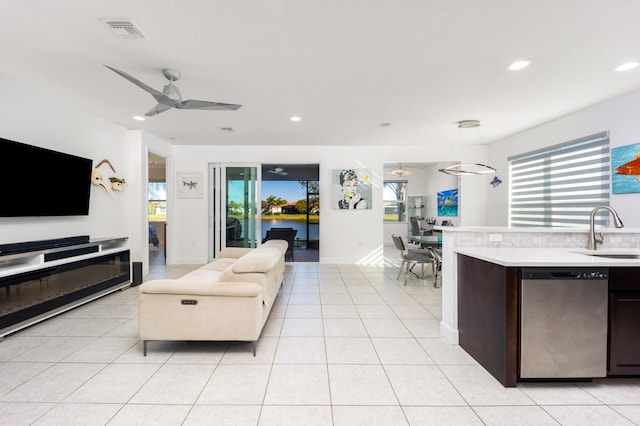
top-left (0, 73), bottom-right (143, 261)
top-left (171, 144), bottom-right (489, 264)
top-left (487, 88), bottom-right (640, 228)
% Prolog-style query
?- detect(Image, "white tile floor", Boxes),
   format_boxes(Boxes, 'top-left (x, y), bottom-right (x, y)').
top-left (0, 246), bottom-right (639, 425)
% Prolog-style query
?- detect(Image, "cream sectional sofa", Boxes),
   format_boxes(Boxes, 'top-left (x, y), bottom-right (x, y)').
top-left (138, 239), bottom-right (288, 356)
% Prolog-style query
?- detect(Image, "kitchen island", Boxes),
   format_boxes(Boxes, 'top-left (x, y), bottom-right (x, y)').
top-left (453, 246), bottom-right (640, 387)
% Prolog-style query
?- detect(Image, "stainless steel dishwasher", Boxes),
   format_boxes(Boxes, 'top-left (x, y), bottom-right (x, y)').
top-left (520, 268), bottom-right (609, 379)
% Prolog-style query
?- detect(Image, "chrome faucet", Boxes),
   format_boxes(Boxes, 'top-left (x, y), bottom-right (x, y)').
top-left (587, 206), bottom-right (624, 250)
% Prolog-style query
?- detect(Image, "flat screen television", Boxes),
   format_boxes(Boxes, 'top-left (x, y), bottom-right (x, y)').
top-left (0, 137), bottom-right (93, 217)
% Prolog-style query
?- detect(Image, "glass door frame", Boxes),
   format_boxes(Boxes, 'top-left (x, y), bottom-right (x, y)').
top-left (208, 163), bottom-right (262, 261)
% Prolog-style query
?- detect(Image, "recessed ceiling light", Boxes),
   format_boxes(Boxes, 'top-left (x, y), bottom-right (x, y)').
top-left (290, 116), bottom-right (301, 122)
top-left (508, 60), bottom-right (530, 71)
top-left (133, 115), bottom-right (145, 121)
top-left (614, 61), bottom-right (639, 72)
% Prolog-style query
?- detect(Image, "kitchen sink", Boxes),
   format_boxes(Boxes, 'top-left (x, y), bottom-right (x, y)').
top-left (570, 249), bottom-right (640, 259)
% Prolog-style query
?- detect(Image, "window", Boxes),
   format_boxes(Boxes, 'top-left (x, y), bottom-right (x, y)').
top-left (509, 131), bottom-right (610, 227)
top-left (148, 182), bottom-right (167, 221)
top-left (383, 181), bottom-right (407, 222)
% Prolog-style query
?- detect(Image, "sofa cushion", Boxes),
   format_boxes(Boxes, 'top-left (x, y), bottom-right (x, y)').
top-left (261, 239), bottom-right (288, 255)
top-left (232, 247), bottom-right (282, 273)
top-left (200, 257), bottom-right (236, 272)
top-left (218, 247), bottom-right (253, 259)
top-left (140, 279), bottom-right (261, 297)
top-left (179, 268), bottom-right (224, 281)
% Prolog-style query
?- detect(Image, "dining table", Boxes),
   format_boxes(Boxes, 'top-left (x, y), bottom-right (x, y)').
top-left (408, 234), bottom-right (442, 248)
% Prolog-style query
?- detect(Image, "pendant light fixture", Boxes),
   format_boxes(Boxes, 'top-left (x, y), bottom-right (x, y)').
top-left (389, 163), bottom-right (413, 177)
top-left (438, 120), bottom-right (498, 176)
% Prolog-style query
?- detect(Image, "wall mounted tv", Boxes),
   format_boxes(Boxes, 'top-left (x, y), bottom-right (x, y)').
top-left (0, 137), bottom-right (93, 217)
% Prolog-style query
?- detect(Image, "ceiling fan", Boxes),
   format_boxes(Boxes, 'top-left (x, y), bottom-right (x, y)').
top-left (105, 65), bottom-right (242, 117)
top-left (267, 167), bottom-right (288, 176)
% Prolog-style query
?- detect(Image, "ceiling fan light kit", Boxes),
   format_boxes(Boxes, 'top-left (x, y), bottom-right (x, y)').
top-left (105, 65), bottom-right (242, 117)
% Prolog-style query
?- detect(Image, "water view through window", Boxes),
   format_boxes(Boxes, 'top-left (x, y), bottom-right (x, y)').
top-left (260, 181), bottom-right (319, 241)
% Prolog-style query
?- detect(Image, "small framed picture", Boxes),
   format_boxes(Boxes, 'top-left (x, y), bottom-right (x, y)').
top-left (176, 172), bottom-right (204, 198)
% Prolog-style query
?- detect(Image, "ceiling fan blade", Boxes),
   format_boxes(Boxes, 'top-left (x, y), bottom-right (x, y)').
top-left (145, 103), bottom-right (173, 117)
top-left (178, 99), bottom-right (242, 111)
top-left (152, 93), bottom-right (181, 108)
top-left (105, 65), bottom-right (164, 98)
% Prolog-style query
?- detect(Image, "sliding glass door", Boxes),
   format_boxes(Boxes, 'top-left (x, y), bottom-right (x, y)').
top-left (225, 166), bottom-right (259, 248)
top-left (209, 164), bottom-right (260, 260)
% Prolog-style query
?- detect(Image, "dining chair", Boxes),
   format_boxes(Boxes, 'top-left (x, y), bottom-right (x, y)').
top-left (410, 218), bottom-right (432, 236)
top-left (428, 247), bottom-right (442, 288)
top-left (391, 234), bottom-right (436, 286)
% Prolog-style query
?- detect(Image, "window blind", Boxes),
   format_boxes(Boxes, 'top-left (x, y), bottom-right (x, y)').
top-left (509, 132), bottom-right (610, 227)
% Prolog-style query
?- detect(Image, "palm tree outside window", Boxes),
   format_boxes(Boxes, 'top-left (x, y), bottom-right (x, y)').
top-left (383, 181), bottom-right (407, 222)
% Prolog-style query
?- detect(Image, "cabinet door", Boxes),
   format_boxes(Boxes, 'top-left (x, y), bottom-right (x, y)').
top-left (609, 292), bottom-right (640, 375)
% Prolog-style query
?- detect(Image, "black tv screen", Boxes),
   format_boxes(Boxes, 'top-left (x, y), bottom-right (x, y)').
top-left (0, 137), bottom-right (93, 217)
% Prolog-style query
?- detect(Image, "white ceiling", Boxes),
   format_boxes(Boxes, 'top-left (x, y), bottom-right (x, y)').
top-left (3, 1), bottom-right (640, 147)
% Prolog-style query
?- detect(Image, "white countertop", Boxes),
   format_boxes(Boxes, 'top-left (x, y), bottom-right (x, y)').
top-left (454, 247), bottom-right (640, 267)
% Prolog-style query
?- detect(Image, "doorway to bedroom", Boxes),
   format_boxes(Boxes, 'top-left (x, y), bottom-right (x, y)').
top-left (148, 151), bottom-right (167, 266)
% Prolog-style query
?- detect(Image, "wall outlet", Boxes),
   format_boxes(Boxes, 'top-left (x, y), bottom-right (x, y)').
top-left (489, 233), bottom-right (502, 242)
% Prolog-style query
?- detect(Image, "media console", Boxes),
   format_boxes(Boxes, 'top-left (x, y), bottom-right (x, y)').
top-left (0, 236), bottom-right (130, 339)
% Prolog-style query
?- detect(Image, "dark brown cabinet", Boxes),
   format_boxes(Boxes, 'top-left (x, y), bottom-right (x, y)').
top-left (609, 268), bottom-right (640, 375)
top-left (457, 254), bottom-right (519, 387)
top-left (457, 255), bottom-right (640, 386)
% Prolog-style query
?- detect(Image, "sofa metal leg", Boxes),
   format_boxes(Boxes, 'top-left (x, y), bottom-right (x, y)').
top-left (143, 340), bottom-right (147, 356)
top-left (252, 341), bottom-right (256, 357)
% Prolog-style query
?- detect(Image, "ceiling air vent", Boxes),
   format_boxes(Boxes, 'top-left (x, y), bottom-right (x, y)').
top-left (104, 20), bottom-right (146, 39)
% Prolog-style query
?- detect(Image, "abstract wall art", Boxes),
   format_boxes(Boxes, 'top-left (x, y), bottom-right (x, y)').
top-left (437, 188), bottom-right (458, 216)
top-left (612, 142), bottom-right (640, 194)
